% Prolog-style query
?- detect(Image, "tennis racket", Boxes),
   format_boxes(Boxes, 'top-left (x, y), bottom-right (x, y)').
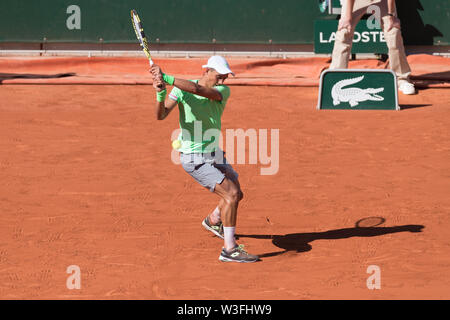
top-left (131, 9), bottom-right (154, 66)
top-left (131, 9), bottom-right (164, 88)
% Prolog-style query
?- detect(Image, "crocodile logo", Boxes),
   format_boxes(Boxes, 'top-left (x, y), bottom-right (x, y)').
top-left (331, 75), bottom-right (384, 107)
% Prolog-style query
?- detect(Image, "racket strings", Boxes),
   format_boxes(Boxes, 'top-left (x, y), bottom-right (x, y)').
top-left (132, 15), bottom-right (145, 45)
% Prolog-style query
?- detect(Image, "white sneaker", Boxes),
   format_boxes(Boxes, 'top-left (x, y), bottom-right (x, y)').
top-left (398, 80), bottom-right (416, 95)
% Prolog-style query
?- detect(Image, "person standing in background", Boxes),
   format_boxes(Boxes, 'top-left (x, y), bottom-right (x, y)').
top-left (329, 0), bottom-right (416, 95)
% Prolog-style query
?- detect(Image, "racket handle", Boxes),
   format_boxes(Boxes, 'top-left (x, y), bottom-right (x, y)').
top-left (148, 58), bottom-right (164, 89)
top-left (150, 60), bottom-right (164, 88)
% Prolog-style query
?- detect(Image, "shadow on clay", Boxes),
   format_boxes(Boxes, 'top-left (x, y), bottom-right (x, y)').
top-left (237, 223), bottom-right (424, 259)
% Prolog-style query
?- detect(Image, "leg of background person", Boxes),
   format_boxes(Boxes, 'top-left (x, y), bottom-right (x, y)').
top-left (329, 5), bottom-right (367, 69)
top-left (330, 28), bottom-right (354, 69)
top-left (379, 3), bottom-right (412, 81)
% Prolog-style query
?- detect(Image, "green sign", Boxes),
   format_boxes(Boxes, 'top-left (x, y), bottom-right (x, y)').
top-left (314, 19), bottom-right (388, 54)
top-left (317, 69), bottom-right (399, 110)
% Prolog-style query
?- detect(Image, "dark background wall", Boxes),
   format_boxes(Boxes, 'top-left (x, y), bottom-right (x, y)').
top-left (0, 0), bottom-right (448, 46)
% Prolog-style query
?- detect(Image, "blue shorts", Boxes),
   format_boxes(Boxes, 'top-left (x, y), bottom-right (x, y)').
top-left (180, 150), bottom-right (239, 192)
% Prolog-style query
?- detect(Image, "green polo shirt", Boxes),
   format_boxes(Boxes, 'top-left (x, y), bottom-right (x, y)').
top-left (169, 81), bottom-right (230, 153)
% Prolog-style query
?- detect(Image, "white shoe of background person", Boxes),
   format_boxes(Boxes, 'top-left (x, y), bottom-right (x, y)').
top-left (398, 80), bottom-right (416, 95)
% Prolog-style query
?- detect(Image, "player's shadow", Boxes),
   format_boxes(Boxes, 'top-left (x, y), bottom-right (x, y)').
top-left (237, 224), bottom-right (424, 258)
top-left (0, 72), bottom-right (75, 84)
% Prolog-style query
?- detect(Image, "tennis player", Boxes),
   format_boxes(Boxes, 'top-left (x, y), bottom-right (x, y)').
top-left (330, 0), bottom-right (416, 95)
top-left (150, 56), bottom-right (259, 263)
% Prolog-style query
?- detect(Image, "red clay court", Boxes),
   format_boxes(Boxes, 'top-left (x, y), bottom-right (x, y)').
top-left (0, 56), bottom-right (449, 299)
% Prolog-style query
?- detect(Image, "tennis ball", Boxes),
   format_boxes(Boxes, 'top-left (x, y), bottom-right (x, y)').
top-left (172, 139), bottom-right (182, 150)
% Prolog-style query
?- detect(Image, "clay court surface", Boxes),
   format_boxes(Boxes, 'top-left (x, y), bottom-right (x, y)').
top-left (0, 83), bottom-right (449, 299)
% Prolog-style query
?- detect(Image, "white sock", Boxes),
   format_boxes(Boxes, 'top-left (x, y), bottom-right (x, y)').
top-left (223, 227), bottom-right (236, 251)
